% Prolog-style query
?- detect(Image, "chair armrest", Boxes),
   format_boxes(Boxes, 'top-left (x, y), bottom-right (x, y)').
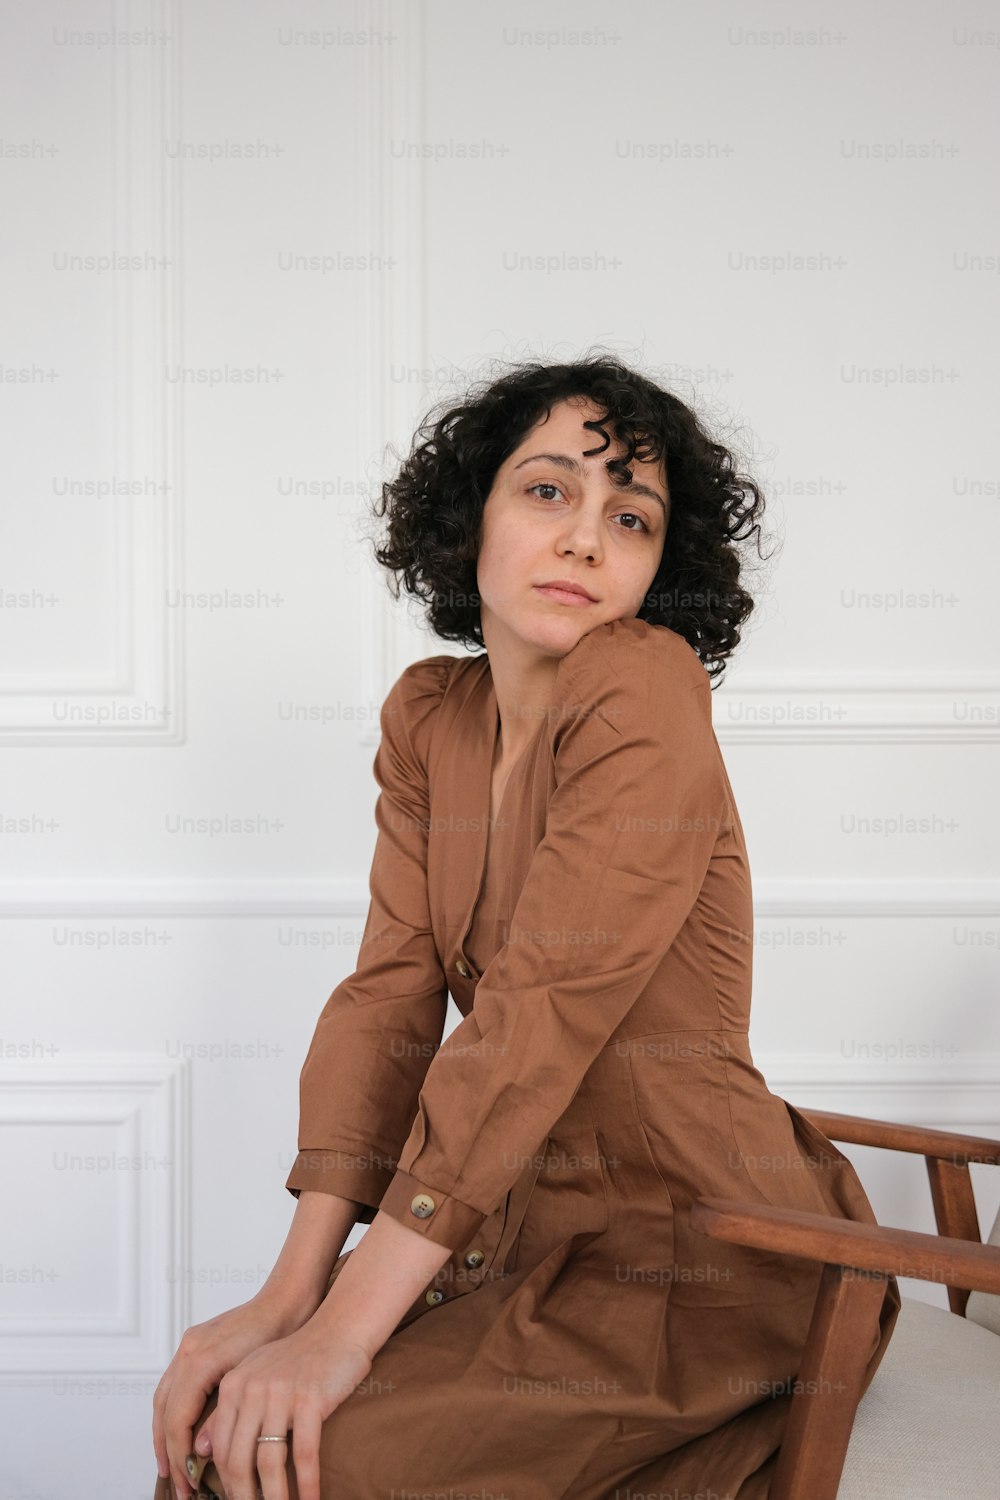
top-left (691, 1194), bottom-right (1000, 1500)
top-left (799, 1109), bottom-right (1000, 1312)
top-left (690, 1196), bottom-right (1000, 1296)
top-left (801, 1109), bottom-right (1000, 1165)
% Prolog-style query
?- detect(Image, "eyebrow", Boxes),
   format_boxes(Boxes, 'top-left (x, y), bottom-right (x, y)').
top-left (512, 452), bottom-right (669, 515)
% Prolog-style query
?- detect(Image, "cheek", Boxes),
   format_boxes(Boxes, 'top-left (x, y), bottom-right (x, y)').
top-left (477, 520), bottom-right (533, 598)
top-left (606, 556), bottom-right (660, 613)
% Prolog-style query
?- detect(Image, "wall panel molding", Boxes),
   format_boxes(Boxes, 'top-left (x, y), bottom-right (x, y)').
top-left (711, 669), bottom-right (1000, 743)
top-left (0, 1054), bottom-right (189, 1377)
top-left (0, 0), bottom-right (182, 744)
top-left (757, 1054), bottom-right (1000, 1128)
top-left (358, 0), bottom-right (433, 738)
top-left (0, 875), bottom-right (996, 918)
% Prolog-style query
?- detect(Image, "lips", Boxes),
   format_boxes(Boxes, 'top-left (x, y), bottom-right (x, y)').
top-left (534, 580), bottom-right (597, 602)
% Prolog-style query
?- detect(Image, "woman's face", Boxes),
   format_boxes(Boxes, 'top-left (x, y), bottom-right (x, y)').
top-left (476, 396), bottom-right (670, 658)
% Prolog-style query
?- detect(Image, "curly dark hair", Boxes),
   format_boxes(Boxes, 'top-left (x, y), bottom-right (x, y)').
top-left (368, 350), bottom-right (776, 684)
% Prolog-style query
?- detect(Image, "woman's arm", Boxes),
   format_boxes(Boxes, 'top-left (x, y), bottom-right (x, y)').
top-left (369, 619), bottom-right (730, 1258)
top-left (155, 1191), bottom-right (364, 1495)
top-left (285, 657), bottom-right (454, 1212)
top-left (306, 1209), bottom-right (451, 1355)
top-left (188, 1211), bottom-right (452, 1497)
top-left (254, 1191), bottom-right (363, 1324)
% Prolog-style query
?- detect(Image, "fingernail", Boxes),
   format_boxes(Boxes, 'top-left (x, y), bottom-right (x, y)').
top-left (196, 1433), bottom-right (210, 1453)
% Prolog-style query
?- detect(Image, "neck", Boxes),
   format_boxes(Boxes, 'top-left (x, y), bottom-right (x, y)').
top-left (483, 627), bottom-right (565, 764)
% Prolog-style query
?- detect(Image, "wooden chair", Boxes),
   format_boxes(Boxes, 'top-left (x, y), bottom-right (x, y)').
top-left (691, 1109), bottom-right (1000, 1499)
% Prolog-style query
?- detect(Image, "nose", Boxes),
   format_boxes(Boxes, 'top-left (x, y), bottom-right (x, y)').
top-left (557, 503), bottom-right (603, 560)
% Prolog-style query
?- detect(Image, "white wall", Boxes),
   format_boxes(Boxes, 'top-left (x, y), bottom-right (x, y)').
top-left (1, 1), bottom-right (998, 1495)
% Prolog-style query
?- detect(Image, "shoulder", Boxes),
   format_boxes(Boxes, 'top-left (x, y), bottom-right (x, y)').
top-left (549, 619), bottom-right (722, 797)
top-left (554, 617), bottom-right (710, 734)
top-left (379, 652), bottom-right (462, 764)
top-left (548, 617), bottom-right (718, 785)
top-left (386, 653), bottom-right (460, 712)
top-left (563, 614), bottom-right (707, 678)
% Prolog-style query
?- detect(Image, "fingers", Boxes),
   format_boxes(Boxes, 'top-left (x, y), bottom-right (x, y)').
top-left (193, 1409), bottom-right (215, 1454)
top-left (152, 1372), bottom-right (194, 1500)
top-left (166, 1382), bottom-right (219, 1500)
top-left (256, 1415), bottom-right (295, 1500)
top-left (206, 1370), bottom-right (238, 1476)
top-left (208, 1377), bottom-right (304, 1500)
top-left (217, 1397), bottom-right (286, 1500)
top-left (208, 1403), bottom-right (323, 1500)
top-left (151, 1376), bottom-right (171, 1479)
top-left (289, 1411), bottom-right (323, 1500)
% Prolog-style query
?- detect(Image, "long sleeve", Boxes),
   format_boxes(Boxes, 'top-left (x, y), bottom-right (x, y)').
top-left (375, 619), bottom-right (730, 1251)
top-left (284, 655), bottom-right (456, 1220)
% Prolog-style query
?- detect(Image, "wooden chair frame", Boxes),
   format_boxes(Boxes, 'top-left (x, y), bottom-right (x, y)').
top-left (690, 1109), bottom-right (1000, 1500)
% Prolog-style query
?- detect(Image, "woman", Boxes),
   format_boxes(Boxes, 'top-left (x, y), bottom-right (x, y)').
top-left (153, 355), bottom-right (900, 1500)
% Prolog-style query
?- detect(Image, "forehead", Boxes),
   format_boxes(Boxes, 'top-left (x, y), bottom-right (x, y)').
top-left (509, 397), bottom-right (667, 486)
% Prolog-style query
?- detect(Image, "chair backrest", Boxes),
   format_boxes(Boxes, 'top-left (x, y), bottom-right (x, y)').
top-left (966, 1202), bottom-right (1000, 1334)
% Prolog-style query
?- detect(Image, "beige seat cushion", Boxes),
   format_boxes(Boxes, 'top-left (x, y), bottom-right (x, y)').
top-left (965, 1202), bottom-right (1000, 1336)
top-left (835, 1296), bottom-right (1000, 1498)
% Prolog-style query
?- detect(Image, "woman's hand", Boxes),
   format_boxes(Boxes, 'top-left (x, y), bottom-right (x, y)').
top-left (193, 1319), bottom-right (374, 1500)
top-left (157, 1203), bottom-right (449, 1497)
top-left (152, 1293), bottom-right (314, 1500)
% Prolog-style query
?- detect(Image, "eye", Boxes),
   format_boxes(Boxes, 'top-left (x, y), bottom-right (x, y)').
top-left (526, 483), bottom-right (651, 534)
top-left (614, 512), bottom-right (650, 534)
top-left (527, 481), bottom-right (563, 503)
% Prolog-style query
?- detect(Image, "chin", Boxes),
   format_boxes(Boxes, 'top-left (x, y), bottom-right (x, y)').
top-left (521, 614), bottom-right (602, 655)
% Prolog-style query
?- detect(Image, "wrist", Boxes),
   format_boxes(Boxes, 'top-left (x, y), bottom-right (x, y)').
top-left (251, 1274), bottom-right (327, 1333)
top-left (307, 1209), bottom-right (452, 1358)
top-left (253, 1189), bottom-right (359, 1331)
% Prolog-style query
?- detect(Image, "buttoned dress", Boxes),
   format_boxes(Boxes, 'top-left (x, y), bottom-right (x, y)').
top-left (158, 615), bottom-right (900, 1500)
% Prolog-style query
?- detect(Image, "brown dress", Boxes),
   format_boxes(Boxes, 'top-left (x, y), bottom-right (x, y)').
top-left (158, 615), bottom-right (900, 1500)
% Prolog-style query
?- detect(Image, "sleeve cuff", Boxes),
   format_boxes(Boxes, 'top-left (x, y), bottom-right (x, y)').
top-left (377, 1167), bottom-right (488, 1252)
top-left (283, 1147), bottom-right (396, 1223)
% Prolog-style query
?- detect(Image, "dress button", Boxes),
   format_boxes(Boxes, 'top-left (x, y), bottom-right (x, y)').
top-left (425, 1287), bottom-right (445, 1305)
top-left (456, 960), bottom-right (471, 978)
top-left (464, 1248), bottom-right (485, 1268)
top-left (410, 1192), bottom-right (436, 1218)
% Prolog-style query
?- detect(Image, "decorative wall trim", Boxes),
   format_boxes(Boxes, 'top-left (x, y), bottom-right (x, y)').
top-left (709, 670), bottom-right (1000, 744)
top-left (0, 0), bottom-right (182, 744)
top-left (756, 1054), bottom-right (1000, 1128)
top-left (358, 0), bottom-right (434, 736)
top-left (0, 876), bottom-right (995, 918)
top-left (0, 1054), bottom-right (189, 1376)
